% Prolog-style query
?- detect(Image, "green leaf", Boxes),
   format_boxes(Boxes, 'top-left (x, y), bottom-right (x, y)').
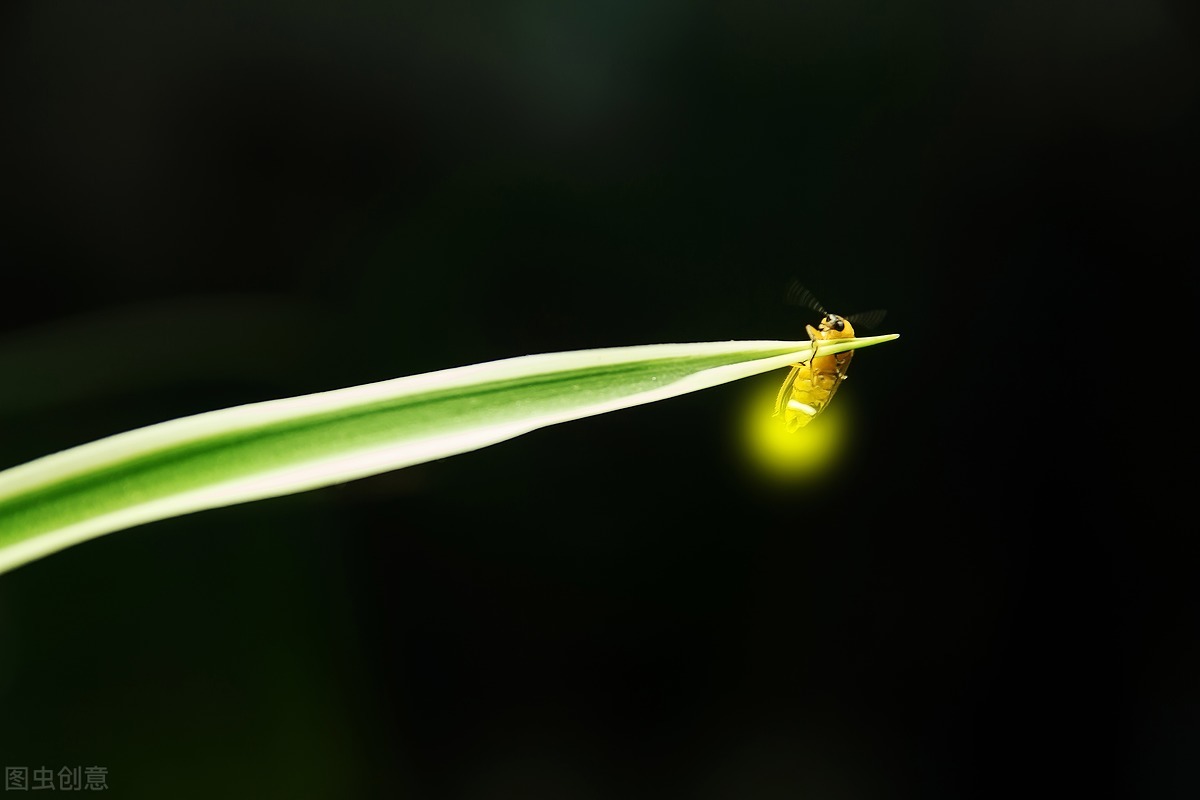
top-left (0, 335), bottom-right (897, 575)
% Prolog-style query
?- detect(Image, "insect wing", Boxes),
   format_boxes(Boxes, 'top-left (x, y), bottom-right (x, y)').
top-left (773, 364), bottom-right (804, 418)
top-left (847, 308), bottom-right (887, 330)
top-left (784, 280), bottom-right (828, 316)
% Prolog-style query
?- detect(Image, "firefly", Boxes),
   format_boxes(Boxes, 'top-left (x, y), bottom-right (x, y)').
top-left (774, 282), bottom-right (886, 432)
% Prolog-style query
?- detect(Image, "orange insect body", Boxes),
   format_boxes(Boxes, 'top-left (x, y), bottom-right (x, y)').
top-left (773, 314), bottom-right (857, 432)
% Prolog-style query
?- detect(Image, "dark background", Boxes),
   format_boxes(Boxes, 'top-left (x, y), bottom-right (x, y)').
top-left (1, 1), bottom-right (1196, 798)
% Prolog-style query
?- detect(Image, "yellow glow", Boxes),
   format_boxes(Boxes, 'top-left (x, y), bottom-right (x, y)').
top-left (732, 376), bottom-right (851, 487)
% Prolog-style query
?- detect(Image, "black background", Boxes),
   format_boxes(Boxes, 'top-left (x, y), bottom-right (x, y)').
top-left (1, 2), bottom-right (1196, 798)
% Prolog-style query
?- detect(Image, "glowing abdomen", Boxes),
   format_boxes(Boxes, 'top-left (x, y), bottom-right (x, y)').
top-left (782, 352), bottom-right (852, 431)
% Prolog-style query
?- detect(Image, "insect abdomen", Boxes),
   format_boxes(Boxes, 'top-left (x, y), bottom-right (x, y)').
top-left (781, 351), bottom-right (852, 431)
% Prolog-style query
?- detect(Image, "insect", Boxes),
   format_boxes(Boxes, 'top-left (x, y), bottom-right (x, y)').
top-left (774, 281), bottom-right (886, 432)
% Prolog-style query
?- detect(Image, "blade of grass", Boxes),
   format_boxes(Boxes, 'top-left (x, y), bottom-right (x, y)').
top-left (0, 335), bottom-right (897, 574)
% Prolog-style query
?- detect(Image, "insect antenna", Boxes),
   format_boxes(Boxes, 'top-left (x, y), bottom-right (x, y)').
top-left (784, 280), bottom-right (828, 316)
